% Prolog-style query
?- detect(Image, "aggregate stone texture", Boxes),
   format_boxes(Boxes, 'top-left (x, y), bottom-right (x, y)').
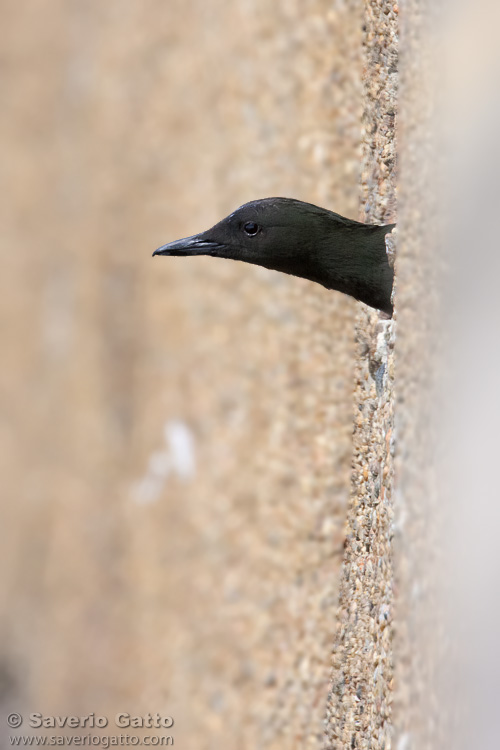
top-left (0, 2), bottom-right (365, 748)
top-left (324, 2), bottom-right (398, 748)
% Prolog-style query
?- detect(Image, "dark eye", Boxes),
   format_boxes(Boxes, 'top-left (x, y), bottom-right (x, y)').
top-left (243, 221), bottom-right (260, 236)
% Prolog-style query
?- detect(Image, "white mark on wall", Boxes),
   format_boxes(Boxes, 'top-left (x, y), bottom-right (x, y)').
top-left (131, 420), bottom-right (196, 505)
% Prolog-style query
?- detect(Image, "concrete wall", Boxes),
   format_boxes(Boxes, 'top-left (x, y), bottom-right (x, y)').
top-left (325, 3), bottom-right (397, 747)
top-left (1, 2), bottom-right (367, 748)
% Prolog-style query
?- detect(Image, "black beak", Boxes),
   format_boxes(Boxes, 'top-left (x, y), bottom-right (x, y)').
top-left (153, 234), bottom-right (223, 257)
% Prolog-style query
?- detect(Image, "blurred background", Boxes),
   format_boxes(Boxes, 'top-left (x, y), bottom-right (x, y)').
top-left (0, 2), bottom-right (365, 747)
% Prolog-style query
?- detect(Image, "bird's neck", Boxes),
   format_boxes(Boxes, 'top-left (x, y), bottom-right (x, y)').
top-left (309, 224), bottom-right (394, 315)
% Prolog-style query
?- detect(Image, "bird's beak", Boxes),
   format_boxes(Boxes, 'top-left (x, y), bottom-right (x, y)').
top-left (153, 234), bottom-right (223, 258)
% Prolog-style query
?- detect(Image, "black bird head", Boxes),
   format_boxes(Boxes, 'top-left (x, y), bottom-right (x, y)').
top-left (153, 198), bottom-right (395, 315)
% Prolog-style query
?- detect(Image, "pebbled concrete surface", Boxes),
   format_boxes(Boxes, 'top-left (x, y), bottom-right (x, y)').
top-left (0, 2), bottom-right (366, 748)
top-left (324, 3), bottom-right (398, 747)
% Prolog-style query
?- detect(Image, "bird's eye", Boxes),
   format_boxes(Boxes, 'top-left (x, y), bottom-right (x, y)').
top-left (243, 221), bottom-right (260, 236)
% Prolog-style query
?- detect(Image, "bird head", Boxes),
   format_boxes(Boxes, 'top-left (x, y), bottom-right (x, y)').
top-left (153, 197), bottom-right (394, 315)
top-left (152, 198), bottom-right (339, 276)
